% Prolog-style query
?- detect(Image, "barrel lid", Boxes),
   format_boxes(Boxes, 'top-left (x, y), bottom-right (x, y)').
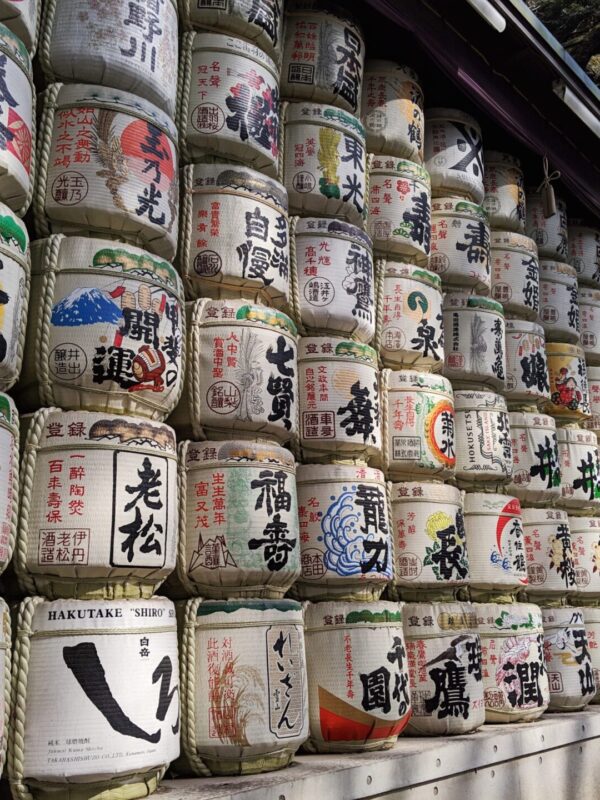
top-left (390, 481), bottom-right (461, 505)
top-left (490, 231), bottom-right (537, 255)
top-left (298, 337), bottom-right (378, 365)
top-left (383, 262), bottom-right (442, 291)
top-left (508, 410), bottom-right (555, 428)
top-left (296, 462), bottom-right (384, 483)
top-left (0, 202), bottom-right (29, 268)
top-left (484, 151), bottom-right (522, 170)
top-left (521, 507), bottom-right (569, 525)
top-left (364, 60), bottom-right (420, 84)
top-left (53, 83), bottom-right (177, 142)
top-left (579, 287), bottom-right (600, 304)
top-left (196, 599), bottom-right (302, 617)
top-left (294, 216), bottom-right (372, 248)
top-left (556, 426), bottom-right (597, 445)
top-left (505, 319), bottom-right (545, 337)
top-left (184, 439), bottom-right (295, 469)
top-left (305, 601), bottom-right (403, 630)
top-left (285, 102), bottom-right (365, 141)
top-left (370, 156), bottom-right (430, 187)
top-left (546, 341), bottom-right (585, 358)
top-left (430, 198), bottom-right (488, 221)
top-left (442, 293), bottom-right (504, 316)
top-left (189, 162), bottom-right (288, 212)
top-left (539, 260), bottom-right (578, 279)
top-left (541, 606), bottom-right (584, 628)
top-left (0, 21), bottom-right (31, 75)
top-left (463, 493), bottom-right (521, 516)
top-left (474, 602), bottom-right (543, 634)
top-left (454, 390), bottom-right (507, 412)
top-left (0, 392), bottom-right (17, 432)
top-left (385, 368), bottom-right (453, 395)
top-left (425, 107), bottom-right (481, 131)
top-left (195, 298), bottom-right (298, 336)
top-left (189, 31), bottom-right (278, 78)
top-left (566, 515), bottom-right (600, 533)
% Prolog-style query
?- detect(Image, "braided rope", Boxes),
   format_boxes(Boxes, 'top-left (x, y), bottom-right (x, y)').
top-left (176, 33), bottom-right (194, 165)
top-left (15, 407), bottom-right (58, 596)
top-left (38, 0), bottom-right (55, 83)
top-left (11, 242), bottom-right (32, 394)
top-left (277, 101), bottom-right (288, 185)
top-left (288, 215), bottom-right (304, 334)
top-left (373, 256), bottom-right (386, 357)
top-left (170, 290), bottom-right (188, 414)
top-left (181, 598), bottom-right (212, 776)
top-left (0, 599), bottom-right (11, 776)
top-left (4, 406), bottom-right (21, 587)
top-left (385, 477), bottom-right (395, 596)
top-left (179, 165), bottom-right (195, 299)
top-left (35, 235), bottom-right (61, 407)
top-left (175, 441), bottom-right (199, 597)
top-left (179, 0), bottom-right (192, 29)
top-left (380, 368), bottom-right (390, 476)
top-left (17, 85), bottom-right (36, 218)
top-left (33, 83), bottom-right (61, 238)
top-left (189, 300), bottom-right (205, 441)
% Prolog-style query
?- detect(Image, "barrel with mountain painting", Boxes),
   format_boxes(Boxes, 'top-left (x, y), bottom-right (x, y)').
top-left (35, 83), bottom-right (179, 260)
top-left (544, 342), bottom-right (590, 422)
top-left (9, 596), bottom-right (179, 798)
top-left (15, 236), bottom-right (184, 420)
top-left (424, 109), bottom-right (484, 204)
top-left (180, 598), bottom-right (308, 775)
top-left (542, 607), bottom-right (596, 711)
top-left (177, 439), bottom-right (299, 599)
top-left (521, 508), bottom-right (576, 598)
top-left (490, 231), bottom-right (539, 321)
top-left (526, 191), bottom-right (568, 263)
top-left (0, 202), bottom-right (29, 392)
top-left (506, 412), bottom-right (561, 505)
top-left (482, 151), bottom-right (525, 232)
top-left (304, 601), bottom-right (411, 752)
top-left (568, 224), bottom-right (600, 288)
top-left (569, 516), bottom-right (600, 601)
top-left (429, 199), bottom-right (490, 292)
top-left (0, 0), bottom-right (38, 52)
top-left (453, 391), bottom-right (513, 488)
top-left (556, 427), bottom-right (600, 511)
top-left (0, 393), bottom-right (17, 578)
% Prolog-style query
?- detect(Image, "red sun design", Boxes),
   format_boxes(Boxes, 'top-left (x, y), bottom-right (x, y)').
top-left (120, 120), bottom-right (174, 187)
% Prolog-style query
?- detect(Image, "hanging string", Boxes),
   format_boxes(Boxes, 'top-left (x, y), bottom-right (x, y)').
top-left (536, 155), bottom-right (561, 218)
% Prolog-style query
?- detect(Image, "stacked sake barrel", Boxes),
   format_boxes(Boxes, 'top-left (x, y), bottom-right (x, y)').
top-left (2, 4), bottom-right (184, 798)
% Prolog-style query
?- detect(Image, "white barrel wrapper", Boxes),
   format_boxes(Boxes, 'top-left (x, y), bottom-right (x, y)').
top-left (0, 393), bottom-right (18, 576)
top-left (579, 287), bottom-right (600, 365)
top-left (545, 342), bottom-right (591, 422)
top-left (0, 598), bottom-right (9, 774)
top-left (556, 427), bottom-right (600, 510)
top-left (361, 61), bottom-right (424, 162)
top-left (568, 224), bottom-right (600, 288)
top-left (539, 260), bottom-right (579, 344)
top-left (453, 391), bottom-right (512, 487)
top-left (0, 203), bottom-right (29, 392)
top-left (367, 156), bottom-right (431, 265)
top-left (567, 516), bottom-right (600, 600)
top-left (381, 369), bottom-right (456, 480)
top-left (180, 598), bottom-right (308, 774)
top-left (283, 102), bottom-right (367, 227)
top-left (429, 198), bottom-right (490, 292)
top-left (293, 217), bottom-right (375, 341)
top-left (17, 409), bottom-right (178, 598)
top-left (542, 607), bottom-right (596, 711)
top-left (507, 412), bottom-right (561, 505)
top-left (403, 602), bottom-right (485, 735)
top-left (482, 151), bottom-right (525, 233)
top-left (178, 439), bottom-right (300, 598)
top-left (504, 320), bottom-right (549, 406)
top-left (171, 298), bottom-right (298, 444)
top-left (463, 493), bottom-right (527, 593)
top-left (424, 108), bottom-right (484, 204)
top-left (490, 231), bottom-right (539, 320)
top-left (476, 602), bottom-right (548, 722)
top-left (522, 508), bottom-right (576, 596)
top-left (526, 192), bottom-right (568, 263)
top-left (390, 482), bottom-right (468, 591)
top-left (17, 236), bottom-right (184, 421)
top-left (298, 337), bottom-right (381, 461)
top-left (296, 463), bottom-right (392, 601)
top-left (584, 365), bottom-right (600, 431)
top-left (583, 607), bottom-right (600, 704)
top-left (378, 261), bottom-right (444, 371)
top-left (304, 601), bottom-right (411, 752)
top-left (12, 597), bottom-right (179, 791)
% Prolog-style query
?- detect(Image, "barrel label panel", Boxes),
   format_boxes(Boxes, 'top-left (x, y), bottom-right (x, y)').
top-left (266, 624), bottom-right (305, 738)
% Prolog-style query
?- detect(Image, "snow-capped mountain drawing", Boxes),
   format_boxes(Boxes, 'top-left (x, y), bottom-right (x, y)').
top-left (51, 287), bottom-right (123, 326)
top-left (189, 535), bottom-right (238, 572)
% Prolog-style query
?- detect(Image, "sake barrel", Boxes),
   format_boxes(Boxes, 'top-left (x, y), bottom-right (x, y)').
top-left (171, 298), bottom-right (298, 444)
top-left (504, 320), bottom-right (549, 406)
top-left (390, 482), bottom-right (468, 593)
top-left (298, 337), bottom-right (381, 461)
top-left (539, 261), bottom-right (579, 343)
top-left (0, 202), bottom-right (29, 392)
top-left (482, 151), bottom-right (526, 233)
top-left (178, 32), bottom-right (280, 177)
top-left (579, 287), bottom-right (600, 365)
top-left (36, 83), bottom-right (179, 260)
top-left (556, 427), bottom-right (600, 510)
top-left (490, 231), bottom-right (539, 320)
top-left (568, 224), bottom-right (600, 288)
top-left (442, 294), bottom-right (506, 391)
top-left (424, 108), bottom-right (484, 204)
top-left (584, 365), bottom-right (600, 431)
top-left (16, 236), bottom-right (185, 420)
top-left (542, 606), bottom-right (596, 710)
top-left (403, 602), bottom-right (485, 735)
top-left (568, 516), bottom-right (600, 600)
top-left (283, 102), bottom-right (367, 227)
top-left (16, 408), bottom-right (178, 599)
top-left (521, 509), bottom-right (576, 597)
top-left (367, 157), bottom-right (431, 265)
top-left (507, 412), bottom-right (561, 505)
top-left (378, 261), bottom-right (443, 371)
top-left (526, 192), bottom-right (568, 263)
top-left (180, 598), bottom-right (308, 774)
top-left (463, 493), bottom-right (527, 594)
top-left (180, 163), bottom-right (290, 308)
top-left (476, 603), bottom-right (548, 722)
top-left (280, 2), bottom-right (364, 113)
top-left (381, 369), bottom-right (455, 480)
top-left (0, 597), bottom-right (9, 774)
top-left (429, 198), bottom-right (490, 292)
top-left (304, 601), bottom-right (411, 752)
top-left (295, 463), bottom-right (392, 601)
top-left (545, 342), bottom-right (590, 421)
top-left (179, 0), bottom-right (283, 63)
top-left (453, 391), bottom-right (512, 487)
top-left (0, 0), bottom-right (38, 52)
top-left (40, 0), bottom-right (178, 116)
top-left (293, 217), bottom-right (375, 341)
top-left (0, 393), bottom-right (17, 577)
top-left (0, 23), bottom-right (33, 215)
top-left (361, 61), bottom-right (424, 162)
top-left (584, 607), bottom-right (600, 704)
top-left (177, 439), bottom-right (299, 599)
top-left (9, 597), bottom-right (179, 797)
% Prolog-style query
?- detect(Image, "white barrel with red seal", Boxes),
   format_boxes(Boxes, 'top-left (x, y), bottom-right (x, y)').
top-left (490, 231), bottom-right (539, 320)
top-left (424, 108), bottom-right (484, 204)
top-left (507, 412), bottom-right (561, 505)
top-left (526, 192), bottom-right (568, 263)
top-left (482, 151), bottom-right (525, 233)
top-left (429, 198), bottom-right (490, 292)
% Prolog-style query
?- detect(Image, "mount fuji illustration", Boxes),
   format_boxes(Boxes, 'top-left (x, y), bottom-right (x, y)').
top-left (51, 287), bottom-right (123, 327)
top-left (189, 535), bottom-right (237, 572)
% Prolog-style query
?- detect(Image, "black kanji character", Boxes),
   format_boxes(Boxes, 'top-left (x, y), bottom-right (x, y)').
top-left (248, 513), bottom-right (296, 571)
top-left (360, 666), bottom-right (391, 713)
top-left (251, 469), bottom-right (291, 515)
top-left (337, 380), bottom-right (378, 443)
